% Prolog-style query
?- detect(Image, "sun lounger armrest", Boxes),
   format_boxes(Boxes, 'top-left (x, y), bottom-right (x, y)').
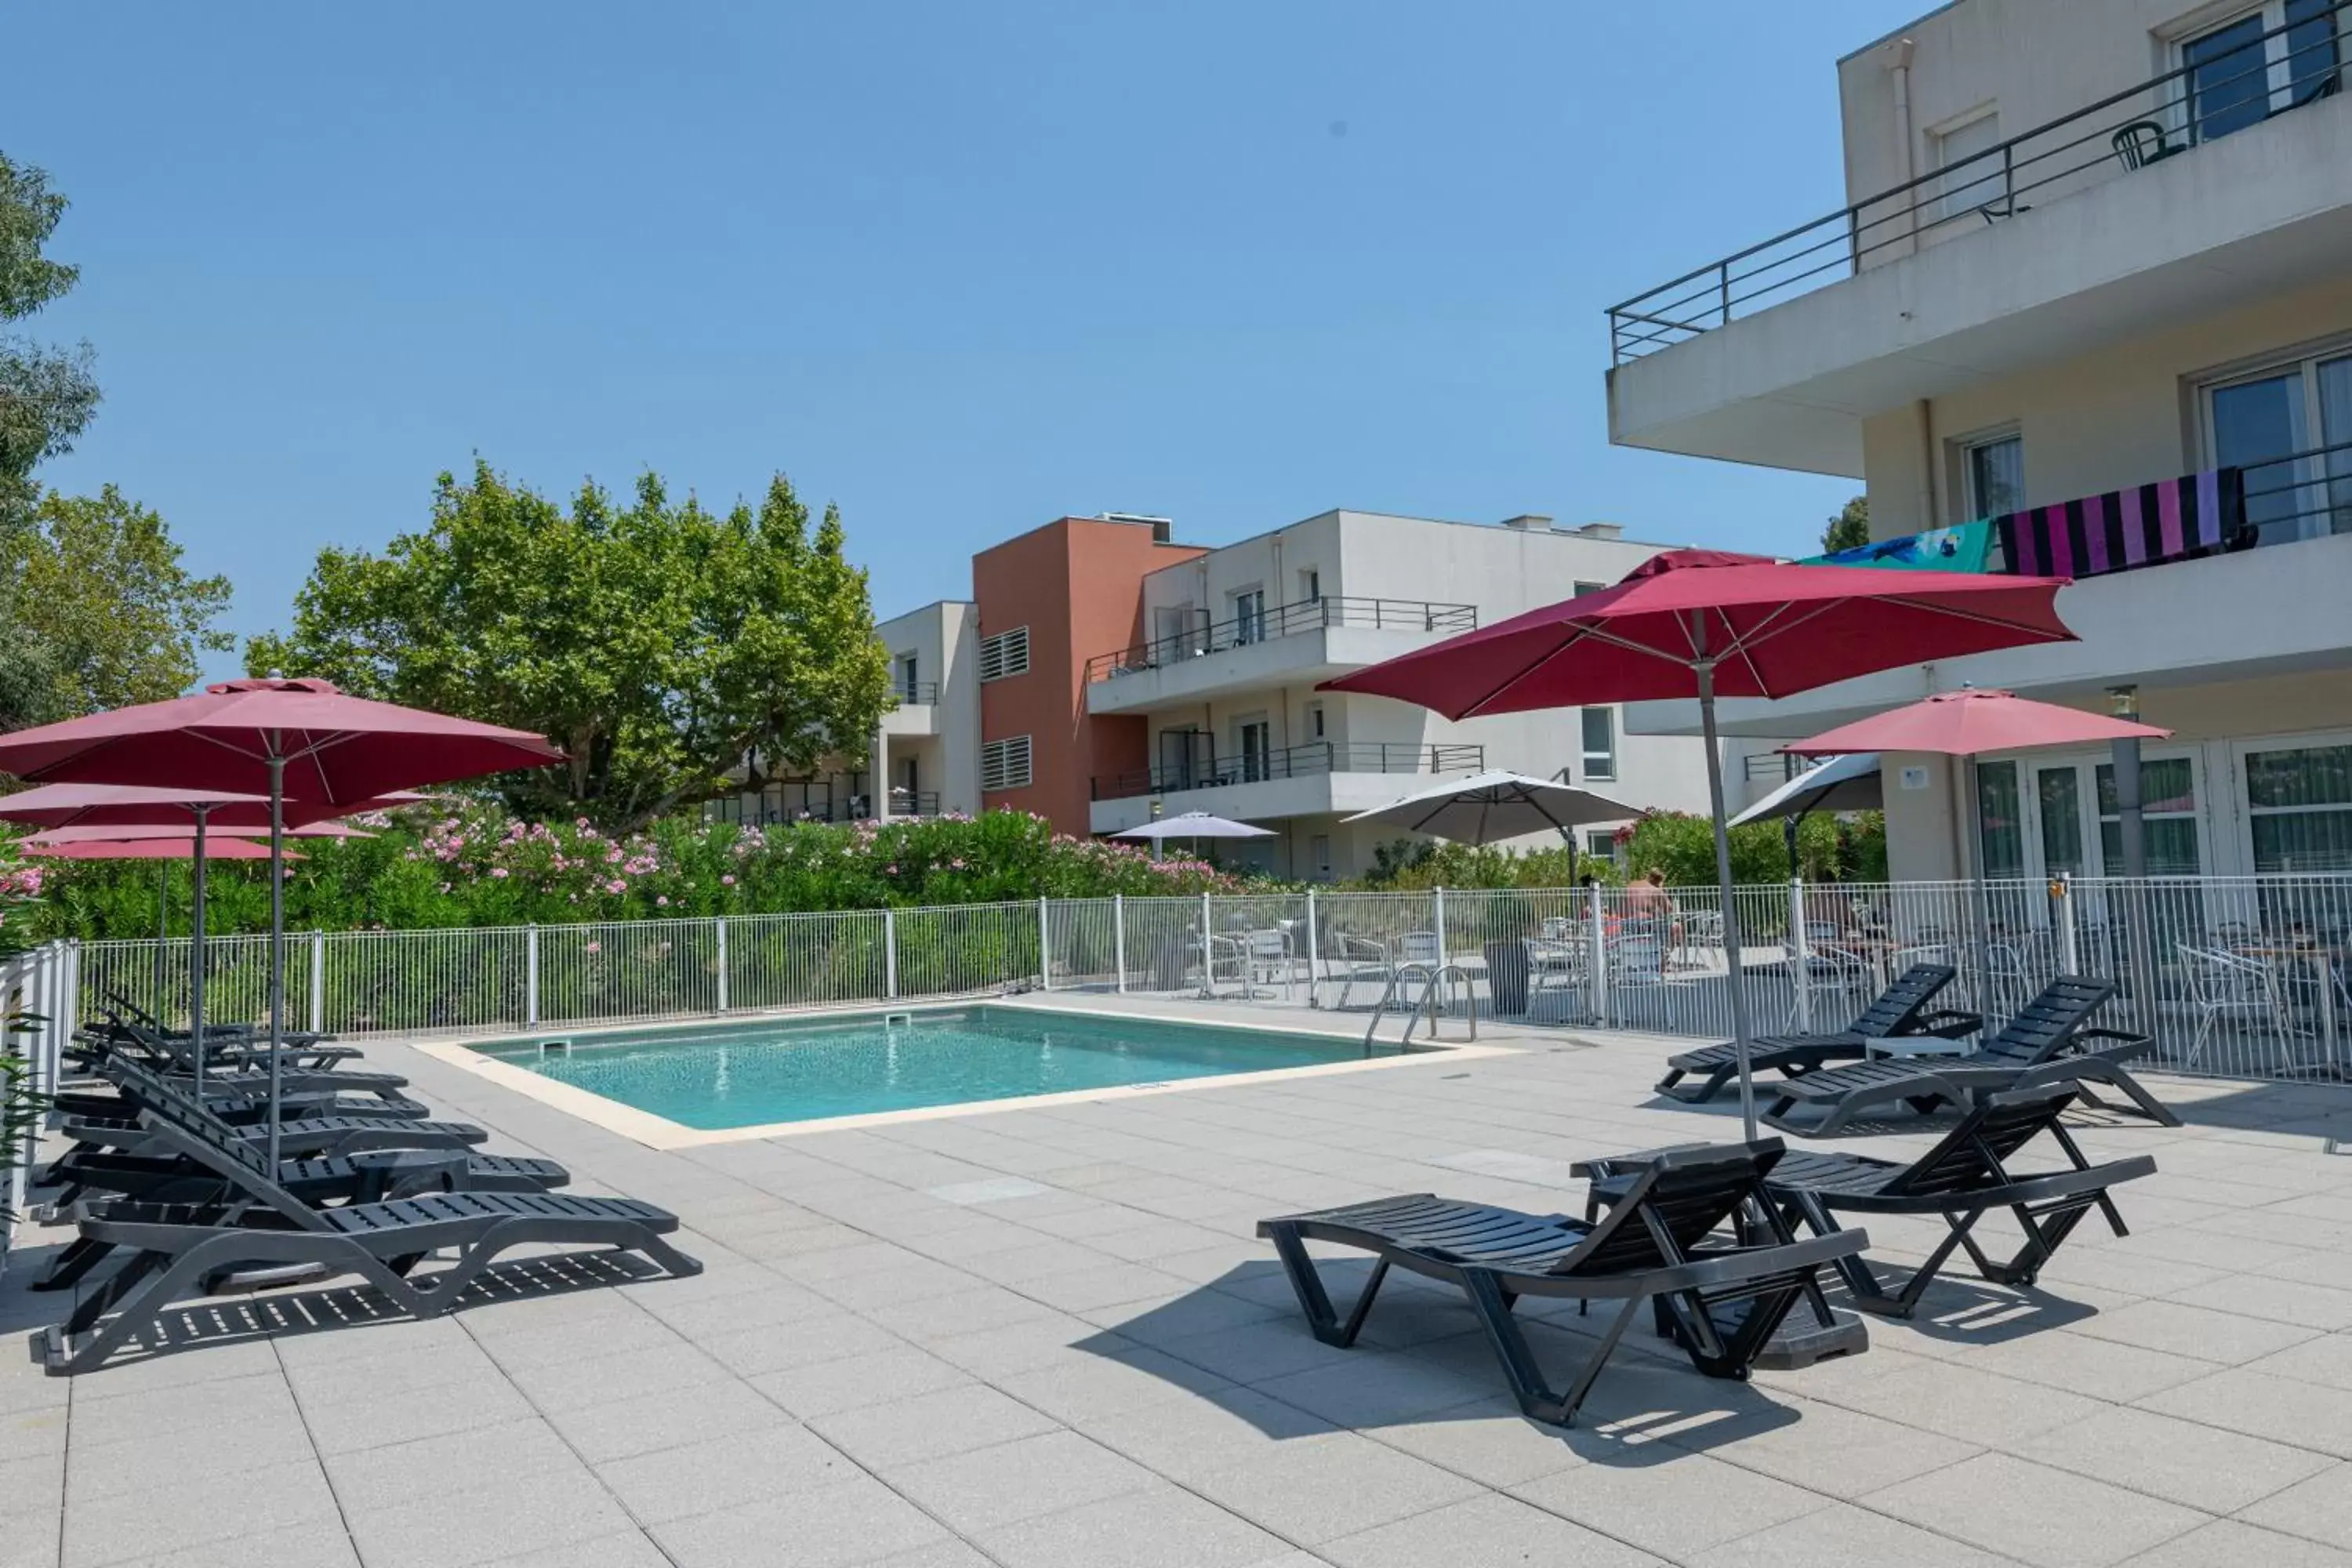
top-left (1902, 1010), bottom-right (1984, 1040)
top-left (2069, 1027), bottom-right (2154, 1060)
top-left (1648, 1229), bottom-right (1872, 1292)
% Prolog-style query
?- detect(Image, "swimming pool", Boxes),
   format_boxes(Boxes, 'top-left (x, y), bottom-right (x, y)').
top-left (469, 1006), bottom-right (1414, 1131)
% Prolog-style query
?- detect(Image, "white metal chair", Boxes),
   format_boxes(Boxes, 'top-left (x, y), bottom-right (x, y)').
top-left (1522, 937), bottom-right (1585, 1024)
top-left (1331, 935), bottom-right (1391, 1011)
top-left (1246, 928), bottom-right (1305, 997)
top-left (1791, 942), bottom-right (1874, 1030)
top-left (2175, 945), bottom-right (2292, 1073)
top-left (1606, 934), bottom-right (1671, 1029)
top-left (1399, 931), bottom-right (1443, 968)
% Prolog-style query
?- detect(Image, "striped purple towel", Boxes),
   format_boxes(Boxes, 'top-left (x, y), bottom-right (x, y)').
top-left (1994, 467), bottom-right (2250, 579)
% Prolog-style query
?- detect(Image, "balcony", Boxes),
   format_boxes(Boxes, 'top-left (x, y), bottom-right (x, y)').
top-left (882, 681), bottom-right (942, 737)
top-left (1087, 742), bottom-right (1483, 833)
top-left (1084, 596), bottom-right (1476, 714)
top-left (1606, 4), bottom-right (2352, 474)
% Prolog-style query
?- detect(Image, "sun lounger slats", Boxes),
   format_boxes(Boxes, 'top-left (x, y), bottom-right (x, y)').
top-left (1657, 965), bottom-right (1974, 1104)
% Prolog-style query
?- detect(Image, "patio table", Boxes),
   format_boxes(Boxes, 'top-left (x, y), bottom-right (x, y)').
top-left (2234, 945), bottom-right (2345, 1076)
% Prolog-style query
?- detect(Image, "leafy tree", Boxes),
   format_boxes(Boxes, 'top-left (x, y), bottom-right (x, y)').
top-left (249, 459), bottom-right (896, 830)
top-left (0, 485), bottom-right (233, 720)
top-left (0, 152), bottom-right (99, 532)
top-left (1820, 494), bottom-right (1870, 554)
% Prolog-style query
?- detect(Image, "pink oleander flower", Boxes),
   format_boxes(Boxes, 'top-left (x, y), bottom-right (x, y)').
top-left (656, 895), bottom-right (670, 906)
top-left (489, 866), bottom-right (509, 879)
top-left (720, 874), bottom-right (735, 886)
top-left (606, 880), bottom-right (626, 895)
top-left (584, 940), bottom-right (601, 953)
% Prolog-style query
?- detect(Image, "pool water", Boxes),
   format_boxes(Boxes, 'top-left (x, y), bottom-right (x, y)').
top-left (473, 1006), bottom-right (1400, 1129)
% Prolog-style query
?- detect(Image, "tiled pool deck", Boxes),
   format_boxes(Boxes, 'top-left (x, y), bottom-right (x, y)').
top-left (7, 995), bottom-right (2352, 1568)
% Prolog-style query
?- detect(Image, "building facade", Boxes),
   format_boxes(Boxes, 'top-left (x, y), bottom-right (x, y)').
top-left (1612, 0), bottom-right (2352, 881)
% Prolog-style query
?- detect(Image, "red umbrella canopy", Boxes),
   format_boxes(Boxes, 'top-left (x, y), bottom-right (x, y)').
top-left (0, 680), bottom-right (562, 801)
top-left (23, 836), bottom-right (295, 862)
top-left (1782, 688), bottom-right (2171, 758)
top-left (1320, 550), bottom-right (2077, 715)
top-left (24, 822), bottom-right (371, 845)
top-left (0, 782), bottom-right (423, 831)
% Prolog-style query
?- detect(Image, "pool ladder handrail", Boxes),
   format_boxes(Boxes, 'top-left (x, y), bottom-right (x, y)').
top-left (1362, 962), bottom-right (1477, 1055)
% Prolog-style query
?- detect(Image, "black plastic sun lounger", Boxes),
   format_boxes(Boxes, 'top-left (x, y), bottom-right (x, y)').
top-left (41, 1169), bottom-right (700, 1374)
top-left (84, 990), bottom-right (354, 1066)
top-left (1760, 976), bottom-right (2176, 1137)
top-left (1257, 1142), bottom-right (1867, 1425)
top-left (33, 1080), bottom-right (572, 1294)
top-left (78, 1010), bottom-right (408, 1096)
top-left (1657, 964), bottom-right (1976, 1104)
top-left (1761, 1083), bottom-right (2156, 1317)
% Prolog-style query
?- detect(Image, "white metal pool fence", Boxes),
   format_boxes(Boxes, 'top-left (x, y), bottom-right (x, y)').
top-left (21, 873), bottom-right (2352, 1088)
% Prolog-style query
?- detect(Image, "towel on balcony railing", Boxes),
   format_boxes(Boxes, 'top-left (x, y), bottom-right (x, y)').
top-left (1993, 467), bottom-right (2251, 580)
top-left (1806, 520), bottom-right (1994, 573)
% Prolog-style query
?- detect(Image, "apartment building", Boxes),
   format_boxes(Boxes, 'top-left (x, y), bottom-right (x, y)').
top-left (1613, 0), bottom-right (2352, 881)
top-left (708, 598), bottom-right (982, 825)
top-left (1079, 509), bottom-right (1729, 879)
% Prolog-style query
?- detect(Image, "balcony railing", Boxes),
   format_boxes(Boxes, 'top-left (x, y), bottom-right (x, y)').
top-left (892, 681), bottom-right (940, 705)
top-left (1608, 1), bottom-right (2348, 365)
top-left (1091, 742), bottom-right (1484, 802)
top-left (2241, 437), bottom-right (2352, 549)
top-left (1084, 596), bottom-right (1478, 684)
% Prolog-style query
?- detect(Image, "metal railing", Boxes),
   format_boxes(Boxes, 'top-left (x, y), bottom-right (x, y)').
top-left (2238, 435), bottom-right (2352, 548)
top-left (1608, 2), bottom-right (2349, 364)
top-left (1091, 742), bottom-right (1484, 803)
top-left (1743, 752), bottom-right (1809, 785)
top-left (1084, 596), bottom-right (1477, 684)
top-left (893, 681), bottom-right (940, 705)
top-left (57, 872), bottom-right (2352, 1083)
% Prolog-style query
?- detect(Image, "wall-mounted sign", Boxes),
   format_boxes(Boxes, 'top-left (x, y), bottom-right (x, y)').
top-left (1898, 766), bottom-right (1932, 791)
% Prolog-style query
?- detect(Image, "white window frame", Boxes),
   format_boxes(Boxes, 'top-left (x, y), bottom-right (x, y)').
top-left (1230, 586), bottom-right (1267, 646)
top-left (1927, 103), bottom-right (2002, 225)
top-left (1581, 706), bottom-right (1617, 782)
top-left (980, 735), bottom-right (1033, 793)
top-left (2196, 332), bottom-right (2352, 545)
top-left (1956, 425), bottom-right (2026, 520)
top-left (895, 652), bottom-right (920, 702)
top-left (978, 626), bottom-right (1030, 683)
top-left (2169, 1), bottom-right (2344, 140)
top-left (1982, 746), bottom-right (2211, 880)
top-left (1233, 713), bottom-right (1273, 783)
top-left (1584, 829), bottom-right (1622, 867)
top-left (1572, 579), bottom-right (1609, 598)
top-left (2229, 727), bottom-right (2352, 873)
top-left (1305, 701), bottom-right (1326, 741)
top-left (1298, 568), bottom-right (1322, 604)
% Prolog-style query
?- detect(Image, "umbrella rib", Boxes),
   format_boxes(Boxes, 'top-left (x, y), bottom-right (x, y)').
top-left (1458, 622), bottom-right (1694, 717)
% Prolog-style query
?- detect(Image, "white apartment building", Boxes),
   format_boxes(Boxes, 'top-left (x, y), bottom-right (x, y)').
top-left (709, 599), bottom-right (982, 825)
top-left (1613, 0), bottom-right (2352, 882)
top-left (1079, 509), bottom-right (1736, 879)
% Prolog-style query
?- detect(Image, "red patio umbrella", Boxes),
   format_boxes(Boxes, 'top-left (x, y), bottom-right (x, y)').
top-left (20, 835), bottom-right (301, 1011)
top-left (22, 836), bottom-right (292, 861)
top-left (1323, 550), bottom-right (2077, 1137)
top-left (0, 678), bottom-right (563, 1165)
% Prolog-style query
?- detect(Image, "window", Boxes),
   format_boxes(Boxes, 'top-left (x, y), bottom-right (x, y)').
top-left (1584, 829), bottom-right (1622, 868)
top-left (1152, 604), bottom-right (1198, 662)
top-left (2035, 764), bottom-right (2087, 878)
top-left (1962, 431), bottom-right (2026, 519)
top-left (1305, 702), bottom-right (1325, 740)
top-left (1298, 568), bottom-right (1321, 604)
top-left (1581, 707), bottom-right (1616, 781)
top-left (1232, 588), bottom-right (1266, 646)
top-left (1235, 716), bottom-right (1272, 782)
top-left (978, 626), bottom-right (1030, 682)
top-left (1932, 109), bottom-right (2002, 223)
top-left (980, 735), bottom-right (1032, 793)
top-left (2182, 2), bottom-right (2339, 146)
top-left (2205, 343), bottom-right (2352, 544)
top-left (895, 653), bottom-right (920, 702)
top-left (2245, 742), bottom-right (2352, 871)
top-left (1573, 580), bottom-right (1609, 597)
top-left (1308, 834), bottom-right (1333, 880)
top-left (2095, 757), bottom-right (2202, 876)
top-left (1975, 760), bottom-right (2025, 878)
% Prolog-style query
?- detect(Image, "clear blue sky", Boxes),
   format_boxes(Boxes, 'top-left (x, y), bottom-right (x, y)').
top-left (10, 2), bottom-right (1918, 682)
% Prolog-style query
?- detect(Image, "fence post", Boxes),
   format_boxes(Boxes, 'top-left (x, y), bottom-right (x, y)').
top-left (1113, 895), bottom-right (1127, 995)
top-left (308, 931), bottom-right (325, 1035)
top-left (525, 924), bottom-right (540, 1028)
top-left (714, 917), bottom-right (729, 1013)
top-left (2056, 873), bottom-right (2080, 975)
top-left (884, 908), bottom-right (900, 1000)
top-left (1305, 888), bottom-right (1319, 1008)
top-left (1788, 877), bottom-right (1812, 1035)
top-left (1588, 882), bottom-right (1609, 1025)
top-left (1038, 897), bottom-right (1052, 991)
top-left (1433, 887), bottom-right (1449, 966)
top-left (1201, 890), bottom-right (1214, 997)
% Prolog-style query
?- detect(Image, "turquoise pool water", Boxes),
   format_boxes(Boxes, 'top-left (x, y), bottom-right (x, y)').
top-left (473, 1007), bottom-right (1399, 1129)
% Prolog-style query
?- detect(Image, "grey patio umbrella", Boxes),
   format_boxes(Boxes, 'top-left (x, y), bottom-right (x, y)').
top-left (1344, 769), bottom-right (1639, 846)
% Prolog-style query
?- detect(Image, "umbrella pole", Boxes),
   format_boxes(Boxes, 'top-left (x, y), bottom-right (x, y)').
top-left (189, 806), bottom-right (209, 1089)
top-left (266, 756), bottom-right (285, 1171)
top-left (1696, 660), bottom-right (1760, 1142)
top-left (154, 862), bottom-right (167, 1017)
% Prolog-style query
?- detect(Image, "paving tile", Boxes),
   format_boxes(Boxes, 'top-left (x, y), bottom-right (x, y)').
top-left (111, 1518), bottom-right (361, 1568)
top-left (1510, 1451), bottom-right (1832, 1560)
top-left (503, 1340), bottom-right (734, 1414)
top-left (2168, 1274), bottom-right (2352, 1331)
top-left (1673, 1395), bottom-right (1982, 1501)
top-left (1190, 1432), bottom-right (1484, 1544)
top-left (477, 1527), bottom-right (673, 1567)
top-left (649, 1474), bottom-right (952, 1568)
top-left (1863, 1450), bottom-right (2211, 1567)
top-left (1810, 1357), bottom-right (2107, 1447)
top-left (2139, 1367), bottom-right (2352, 1457)
top-left (881, 1429), bottom-right (1159, 1534)
top-left (299, 1370), bottom-right (537, 1457)
top-left (1362, 1396), bottom-right (1590, 1488)
top-left (63, 1461), bottom-right (339, 1568)
top-left (1249, 1350), bottom-right (1494, 1430)
top-left (859, 1544), bottom-right (999, 1568)
top-left (318, 1415), bottom-right (582, 1515)
top-left (2243, 1332), bottom-right (2352, 1392)
top-left (1078, 1384), bottom-right (1346, 1484)
top-left (543, 1374), bottom-right (795, 1465)
top-left (2125, 1519), bottom-right (2352, 1566)
top-left (2238, 1463), bottom-right (2352, 1549)
top-left (1685, 1502), bottom-right (2015, 1568)
top-left (697, 1311), bottom-right (906, 1377)
top-left (2013, 1405), bottom-right (2336, 1514)
top-left (808, 1381), bottom-right (1061, 1468)
top-left (750, 1345), bottom-right (973, 1421)
top-left (1921, 1323), bottom-right (2219, 1403)
top-left (976, 1483), bottom-right (1291, 1568)
top-left (64, 1372), bottom-right (299, 1450)
top-left (1318, 1493), bottom-right (1662, 1568)
top-left (593, 1423), bottom-right (860, 1525)
top-left (345, 1465), bottom-right (634, 1568)
top-left (2067, 1299), bottom-right (2318, 1366)
top-left (991, 1346), bottom-right (1235, 1425)
top-left (859, 1285), bottom-right (1062, 1342)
